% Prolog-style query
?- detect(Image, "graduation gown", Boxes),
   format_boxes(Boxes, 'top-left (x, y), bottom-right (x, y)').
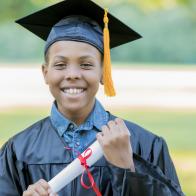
top-left (0, 113), bottom-right (184, 196)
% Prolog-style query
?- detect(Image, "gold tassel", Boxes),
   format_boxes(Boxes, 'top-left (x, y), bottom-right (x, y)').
top-left (103, 9), bottom-right (116, 97)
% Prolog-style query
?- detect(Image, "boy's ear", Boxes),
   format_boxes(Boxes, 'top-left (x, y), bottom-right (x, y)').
top-left (42, 64), bottom-right (49, 84)
top-left (100, 61), bottom-right (104, 85)
top-left (100, 75), bottom-right (104, 85)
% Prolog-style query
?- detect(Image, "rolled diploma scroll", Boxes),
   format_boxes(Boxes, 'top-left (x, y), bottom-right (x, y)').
top-left (48, 140), bottom-right (103, 193)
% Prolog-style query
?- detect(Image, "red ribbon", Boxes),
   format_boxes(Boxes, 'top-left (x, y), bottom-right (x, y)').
top-left (78, 148), bottom-right (102, 196)
top-left (65, 146), bottom-right (102, 196)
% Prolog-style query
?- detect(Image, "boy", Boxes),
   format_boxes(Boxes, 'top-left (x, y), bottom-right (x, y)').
top-left (0, 0), bottom-right (184, 195)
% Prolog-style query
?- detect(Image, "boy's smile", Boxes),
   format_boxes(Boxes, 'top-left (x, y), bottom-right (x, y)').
top-left (61, 88), bottom-right (85, 95)
top-left (42, 40), bottom-right (103, 124)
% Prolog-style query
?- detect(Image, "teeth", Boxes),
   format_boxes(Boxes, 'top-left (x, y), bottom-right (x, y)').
top-left (63, 88), bottom-right (84, 94)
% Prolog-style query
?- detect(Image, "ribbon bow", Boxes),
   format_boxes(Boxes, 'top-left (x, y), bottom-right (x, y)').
top-left (78, 148), bottom-right (102, 196)
top-left (65, 146), bottom-right (102, 196)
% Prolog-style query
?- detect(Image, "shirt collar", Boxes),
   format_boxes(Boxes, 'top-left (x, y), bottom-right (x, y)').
top-left (81, 99), bottom-right (108, 131)
top-left (50, 102), bottom-right (70, 136)
top-left (50, 99), bottom-right (108, 137)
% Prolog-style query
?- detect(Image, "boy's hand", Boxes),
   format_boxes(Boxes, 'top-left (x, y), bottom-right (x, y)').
top-left (97, 118), bottom-right (135, 172)
top-left (23, 179), bottom-right (58, 196)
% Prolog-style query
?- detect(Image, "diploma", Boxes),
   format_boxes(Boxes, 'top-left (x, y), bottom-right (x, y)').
top-left (48, 140), bottom-right (103, 193)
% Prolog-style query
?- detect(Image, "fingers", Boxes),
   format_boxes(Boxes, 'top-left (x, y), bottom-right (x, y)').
top-left (99, 118), bottom-right (130, 136)
top-left (23, 179), bottom-right (57, 196)
top-left (39, 179), bottom-right (50, 189)
top-left (114, 118), bottom-right (130, 136)
top-left (97, 118), bottom-right (132, 149)
top-left (97, 118), bottom-right (130, 146)
top-left (96, 132), bottom-right (104, 146)
top-left (23, 186), bottom-right (40, 196)
top-left (23, 189), bottom-right (36, 196)
top-left (102, 124), bottom-right (110, 136)
top-left (96, 118), bottom-right (134, 169)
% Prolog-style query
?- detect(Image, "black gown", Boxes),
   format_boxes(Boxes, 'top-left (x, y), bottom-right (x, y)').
top-left (0, 113), bottom-right (184, 196)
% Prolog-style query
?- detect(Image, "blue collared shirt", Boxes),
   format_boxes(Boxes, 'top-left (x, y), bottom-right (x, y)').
top-left (50, 99), bottom-right (109, 158)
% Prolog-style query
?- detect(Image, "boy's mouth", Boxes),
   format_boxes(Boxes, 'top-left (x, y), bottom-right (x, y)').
top-left (61, 88), bottom-right (86, 95)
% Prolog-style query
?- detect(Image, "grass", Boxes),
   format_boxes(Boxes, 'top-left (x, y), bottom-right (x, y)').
top-left (0, 106), bottom-right (195, 195)
top-left (112, 108), bottom-right (196, 152)
top-left (0, 107), bottom-right (49, 145)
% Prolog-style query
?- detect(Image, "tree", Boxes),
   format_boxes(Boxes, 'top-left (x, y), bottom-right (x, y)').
top-left (0, 0), bottom-right (195, 22)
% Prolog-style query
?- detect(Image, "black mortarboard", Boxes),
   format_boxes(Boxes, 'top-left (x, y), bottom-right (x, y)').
top-left (16, 0), bottom-right (142, 96)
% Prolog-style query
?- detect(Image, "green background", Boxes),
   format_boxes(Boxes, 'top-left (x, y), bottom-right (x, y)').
top-left (0, 0), bottom-right (195, 195)
top-left (0, 0), bottom-right (196, 64)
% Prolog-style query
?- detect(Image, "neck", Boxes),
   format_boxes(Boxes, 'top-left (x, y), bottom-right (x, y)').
top-left (58, 99), bottom-right (95, 126)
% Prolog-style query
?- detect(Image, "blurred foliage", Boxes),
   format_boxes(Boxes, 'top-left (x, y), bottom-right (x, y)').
top-left (0, 0), bottom-right (195, 21)
top-left (97, 0), bottom-right (196, 12)
top-left (0, 0), bottom-right (59, 22)
top-left (0, 0), bottom-right (195, 63)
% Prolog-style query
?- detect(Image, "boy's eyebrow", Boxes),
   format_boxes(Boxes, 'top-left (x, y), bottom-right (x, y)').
top-left (53, 56), bottom-right (68, 61)
top-left (53, 55), bottom-right (96, 61)
top-left (79, 55), bottom-right (95, 60)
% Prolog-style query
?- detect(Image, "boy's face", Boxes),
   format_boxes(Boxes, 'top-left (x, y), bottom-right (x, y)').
top-left (42, 40), bottom-right (103, 118)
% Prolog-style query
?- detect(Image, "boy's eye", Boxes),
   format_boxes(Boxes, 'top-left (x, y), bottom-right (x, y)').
top-left (80, 64), bottom-right (93, 69)
top-left (54, 63), bottom-right (67, 69)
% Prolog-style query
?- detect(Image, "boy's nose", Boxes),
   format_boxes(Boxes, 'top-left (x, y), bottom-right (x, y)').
top-left (65, 66), bottom-right (81, 80)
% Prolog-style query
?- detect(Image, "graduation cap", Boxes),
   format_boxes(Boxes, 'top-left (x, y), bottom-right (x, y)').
top-left (16, 0), bottom-right (142, 97)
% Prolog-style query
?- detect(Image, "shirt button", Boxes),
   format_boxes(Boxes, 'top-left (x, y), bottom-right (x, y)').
top-left (69, 124), bottom-right (74, 129)
top-left (76, 141), bottom-right (80, 146)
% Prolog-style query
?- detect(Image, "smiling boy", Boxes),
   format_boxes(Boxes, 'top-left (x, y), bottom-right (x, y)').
top-left (43, 41), bottom-right (103, 126)
top-left (0, 0), bottom-right (184, 196)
